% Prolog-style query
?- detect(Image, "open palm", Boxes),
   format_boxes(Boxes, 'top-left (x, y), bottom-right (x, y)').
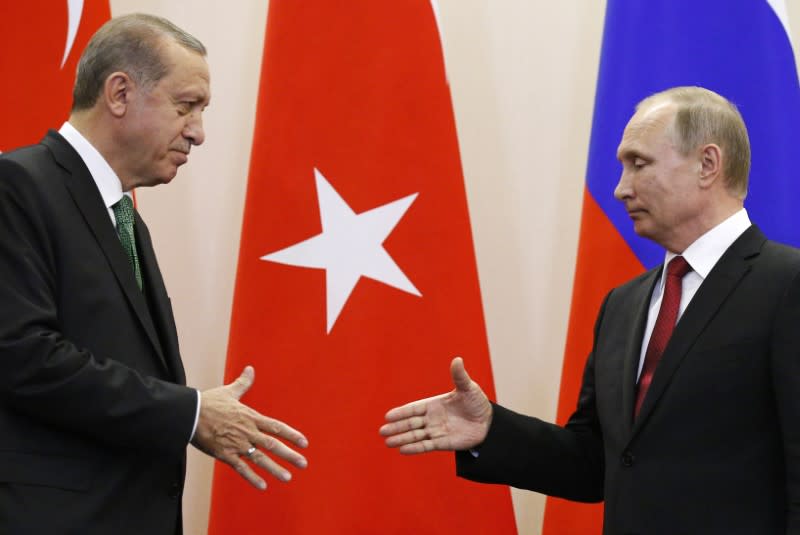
top-left (380, 357), bottom-right (493, 454)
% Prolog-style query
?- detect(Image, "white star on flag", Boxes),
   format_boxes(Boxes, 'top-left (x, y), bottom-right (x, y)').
top-left (261, 168), bottom-right (421, 333)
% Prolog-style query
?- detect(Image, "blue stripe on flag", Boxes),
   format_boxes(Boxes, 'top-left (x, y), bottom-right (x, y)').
top-left (585, 0), bottom-right (800, 268)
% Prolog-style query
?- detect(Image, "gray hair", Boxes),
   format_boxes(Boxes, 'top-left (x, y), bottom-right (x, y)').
top-left (72, 13), bottom-right (206, 111)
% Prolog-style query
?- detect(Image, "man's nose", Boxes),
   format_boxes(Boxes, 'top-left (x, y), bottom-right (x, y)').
top-left (614, 170), bottom-right (631, 201)
top-left (184, 115), bottom-right (205, 146)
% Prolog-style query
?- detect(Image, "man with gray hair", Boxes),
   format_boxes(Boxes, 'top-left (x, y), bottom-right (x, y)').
top-left (0, 14), bottom-right (307, 534)
top-left (381, 86), bottom-right (800, 533)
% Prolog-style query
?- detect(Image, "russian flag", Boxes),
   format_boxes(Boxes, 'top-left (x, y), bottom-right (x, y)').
top-left (543, 1), bottom-right (800, 532)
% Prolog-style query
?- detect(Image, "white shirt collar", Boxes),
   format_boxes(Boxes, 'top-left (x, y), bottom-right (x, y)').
top-left (663, 208), bottom-right (751, 279)
top-left (58, 121), bottom-right (127, 211)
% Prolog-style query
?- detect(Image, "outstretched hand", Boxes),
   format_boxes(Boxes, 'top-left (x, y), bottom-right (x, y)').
top-left (379, 357), bottom-right (492, 454)
top-left (192, 366), bottom-right (308, 490)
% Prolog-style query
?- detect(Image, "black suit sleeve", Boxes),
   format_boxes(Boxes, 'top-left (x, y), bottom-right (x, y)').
top-left (0, 157), bottom-right (196, 457)
top-left (455, 294), bottom-right (610, 502)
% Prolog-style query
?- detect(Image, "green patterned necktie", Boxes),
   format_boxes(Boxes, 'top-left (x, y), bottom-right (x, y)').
top-left (112, 195), bottom-right (143, 290)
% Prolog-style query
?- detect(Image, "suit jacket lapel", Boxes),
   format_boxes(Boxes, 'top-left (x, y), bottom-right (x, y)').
top-left (42, 131), bottom-right (170, 375)
top-left (621, 268), bottom-right (660, 435)
top-left (135, 213), bottom-right (186, 384)
top-left (632, 226), bottom-right (763, 433)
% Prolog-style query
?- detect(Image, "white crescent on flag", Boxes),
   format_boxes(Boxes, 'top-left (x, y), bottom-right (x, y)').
top-left (429, 0), bottom-right (450, 84)
top-left (62, 0), bottom-right (84, 68)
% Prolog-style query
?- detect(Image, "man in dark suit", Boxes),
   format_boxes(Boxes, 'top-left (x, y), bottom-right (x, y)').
top-left (0, 13), bottom-right (308, 535)
top-left (380, 86), bottom-right (800, 533)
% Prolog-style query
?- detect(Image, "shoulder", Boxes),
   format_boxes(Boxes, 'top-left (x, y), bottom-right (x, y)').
top-left (610, 265), bottom-right (661, 299)
top-left (760, 239), bottom-right (800, 265)
top-left (0, 130), bottom-right (76, 178)
top-left (730, 224), bottom-right (800, 268)
top-left (590, 266), bottom-right (660, 326)
top-left (0, 136), bottom-right (69, 197)
top-left (0, 142), bottom-right (71, 228)
top-left (751, 240), bottom-right (800, 298)
top-left (1, 139), bottom-right (58, 180)
top-left (1, 143), bottom-right (52, 173)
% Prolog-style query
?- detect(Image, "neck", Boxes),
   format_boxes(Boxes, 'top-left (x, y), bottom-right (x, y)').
top-left (68, 110), bottom-right (134, 191)
top-left (665, 201), bottom-right (743, 254)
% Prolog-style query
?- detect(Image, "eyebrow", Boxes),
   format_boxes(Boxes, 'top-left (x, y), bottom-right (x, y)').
top-left (176, 88), bottom-right (210, 104)
top-left (617, 147), bottom-right (648, 163)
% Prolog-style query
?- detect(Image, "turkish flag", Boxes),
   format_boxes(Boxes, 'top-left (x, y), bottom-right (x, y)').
top-left (0, 0), bottom-right (110, 151)
top-left (208, 1), bottom-right (518, 534)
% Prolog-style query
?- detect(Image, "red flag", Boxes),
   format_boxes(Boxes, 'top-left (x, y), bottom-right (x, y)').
top-left (209, 1), bottom-right (518, 533)
top-left (0, 1), bottom-right (110, 151)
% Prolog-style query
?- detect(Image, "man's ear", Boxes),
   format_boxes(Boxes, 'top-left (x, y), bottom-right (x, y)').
top-left (103, 71), bottom-right (132, 118)
top-left (698, 143), bottom-right (722, 188)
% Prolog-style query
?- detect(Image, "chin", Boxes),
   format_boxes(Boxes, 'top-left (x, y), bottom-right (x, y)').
top-left (138, 175), bottom-right (175, 189)
top-left (160, 167), bottom-right (180, 184)
top-left (632, 222), bottom-right (652, 239)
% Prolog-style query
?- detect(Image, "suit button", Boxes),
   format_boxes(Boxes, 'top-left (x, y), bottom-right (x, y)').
top-left (621, 450), bottom-right (634, 467)
top-left (168, 482), bottom-right (181, 499)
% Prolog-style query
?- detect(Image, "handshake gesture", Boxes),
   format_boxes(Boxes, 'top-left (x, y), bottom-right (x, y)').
top-left (379, 357), bottom-right (493, 453)
top-left (197, 358), bottom-right (491, 490)
top-left (193, 366), bottom-right (309, 490)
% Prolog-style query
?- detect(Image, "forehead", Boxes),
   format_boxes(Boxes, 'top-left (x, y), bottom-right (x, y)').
top-left (158, 39), bottom-right (211, 102)
top-left (617, 102), bottom-right (676, 159)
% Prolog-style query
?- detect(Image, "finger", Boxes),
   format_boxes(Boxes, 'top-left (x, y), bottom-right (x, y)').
top-left (383, 427), bottom-right (429, 448)
top-left (384, 401), bottom-right (425, 422)
top-left (398, 439), bottom-right (437, 455)
top-left (450, 356), bottom-right (473, 392)
top-left (379, 415), bottom-right (426, 437)
top-left (384, 394), bottom-right (446, 422)
top-left (220, 450), bottom-right (267, 490)
top-left (252, 434), bottom-right (308, 469)
top-left (248, 449), bottom-right (294, 482)
top-left (253, 414), bottom-right (309, 448)
top-left (227, 365), bottom-right (255, 400)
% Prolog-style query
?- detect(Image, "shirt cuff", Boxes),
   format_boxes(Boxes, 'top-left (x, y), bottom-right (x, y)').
top-left (189, 389), bottom-right (201, 442)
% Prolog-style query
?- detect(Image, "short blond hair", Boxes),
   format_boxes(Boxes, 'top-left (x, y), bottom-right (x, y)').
top-left (637, 86), bottom-right (750, 199)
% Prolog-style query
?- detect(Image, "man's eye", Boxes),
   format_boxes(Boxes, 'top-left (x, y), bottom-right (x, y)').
top-left (177, 103), bottom-right (191, 115)
top-left (633, 159), bottom-right (646, 169)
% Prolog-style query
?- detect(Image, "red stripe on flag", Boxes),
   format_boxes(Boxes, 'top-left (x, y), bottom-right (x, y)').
top-left (542, 188), bottom-right (644, 534)
top-left (209, 2), bottom-right (517, 533)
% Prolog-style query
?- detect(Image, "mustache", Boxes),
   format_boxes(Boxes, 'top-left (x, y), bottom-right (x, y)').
top-left (170, 144), bottom-right (191, 155)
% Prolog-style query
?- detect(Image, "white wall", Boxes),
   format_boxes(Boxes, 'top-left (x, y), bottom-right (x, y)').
top-left (108, 1), bottom-right (800, 534)
top-left (435, 2), bottom-right (604, 531)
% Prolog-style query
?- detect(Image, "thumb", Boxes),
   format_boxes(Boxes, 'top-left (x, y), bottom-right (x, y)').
top-left (228, 365), bottom-right (255, 399)
top-left (450, 357), bottom-right (473, 392)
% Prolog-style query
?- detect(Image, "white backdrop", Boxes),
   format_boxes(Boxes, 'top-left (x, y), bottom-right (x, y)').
top-left (107, 1), bottom-right (800, 533)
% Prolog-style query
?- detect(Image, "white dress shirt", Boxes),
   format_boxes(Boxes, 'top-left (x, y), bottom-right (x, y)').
top-left (636, 208), bottom-right (751, 379)
top-left (58, 122), bottom-right (201, 442)
top-left (59, 122), bottom-right (130, 220)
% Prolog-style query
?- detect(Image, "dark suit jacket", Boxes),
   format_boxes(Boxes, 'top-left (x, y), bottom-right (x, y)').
top-left (457, 226), bottom-right (800, 534)
top-left (0, 131), bottom-right (197, 534)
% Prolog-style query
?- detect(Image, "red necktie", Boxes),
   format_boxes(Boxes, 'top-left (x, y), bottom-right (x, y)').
top-left (634, 256), bottom-right (692, 418)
